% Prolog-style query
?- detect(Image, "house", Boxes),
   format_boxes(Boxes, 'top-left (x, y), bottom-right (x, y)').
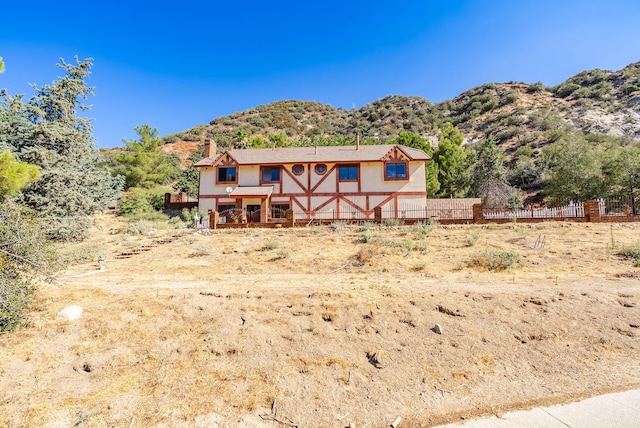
top-left (193, 139), bottom-right (431, 223)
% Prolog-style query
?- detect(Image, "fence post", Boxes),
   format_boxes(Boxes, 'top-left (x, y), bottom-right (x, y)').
top-left (374, 206), bottom-right (382, 223)
top-left (584, 200), bottom-right (601, 222)
top-left (164, 193), bottom-right (171, 210)
top-left (472, 203), bottom-right (484, 224)
top-left (286, 209), bottom-right (296, 227)
top-left (208, 210), bottom-right (219, 230)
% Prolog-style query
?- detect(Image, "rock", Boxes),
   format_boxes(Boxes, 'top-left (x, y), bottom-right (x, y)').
top-left (57, 305), bottom-right (83, 321)
top-left (433, 323), bottom-right (443, 335)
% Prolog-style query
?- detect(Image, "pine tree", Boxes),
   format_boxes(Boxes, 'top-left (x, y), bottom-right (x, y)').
top-left (112, 124), bottom-right (179, 190)
top-left (0, 58), bottom-right (124, 240)
top-left (432, 122), bottom-right (473, 198)
top-left (470, 138), bottom-right (521, 209)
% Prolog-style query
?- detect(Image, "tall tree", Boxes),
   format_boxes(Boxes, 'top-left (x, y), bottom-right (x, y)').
top-left (0, 57), bottom-right (124, 240)
top-left (113, 124), bottom-right (179, 189)
top-left (470, 138), bottom-right (521, 208)
top-left (431, 122), bottom-right (472, 198)
top-left (603, 144), bottom-right (640, 213)
top-left (541, 134), bottom-right (607, 204)
top-left (394, 131), bottom-right (440, 196)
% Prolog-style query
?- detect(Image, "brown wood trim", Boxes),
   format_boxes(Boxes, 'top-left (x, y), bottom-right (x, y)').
top-left (259, 166), bottom-right (283, 186)
top-left (291, 196), bottom-right (307, 212)
top-left (311, 196), bottom-right (338, 213)
top-left (383, 161), bottom-right (410, 182)
top-left (310, 164), bottom-right (337, 193)
top-left (282, 166), bottom-right (308, 192)
top-left (198, 191), bottom-right (427, 199)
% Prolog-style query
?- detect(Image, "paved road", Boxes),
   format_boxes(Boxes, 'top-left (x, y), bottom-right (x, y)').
top-left (436, 389), bottom-right (640, 428)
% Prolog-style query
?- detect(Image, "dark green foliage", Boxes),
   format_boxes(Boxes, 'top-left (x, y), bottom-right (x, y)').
top-left (431, 123), bottom-right (473, 198)
top-left (112, 124), bottom-right (181, 190)
top-left (526, 82), bottom-right (546, 93)
top-left (554, 82), bottom-right (581, 98)
top-left (0, 58), bottom-right (124, 240)
top-left (0, 203), bottom-right (53, 332)
top-left (540, 133), bottom-right (608, 204)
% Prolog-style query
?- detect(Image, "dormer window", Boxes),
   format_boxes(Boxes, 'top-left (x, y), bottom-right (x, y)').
top-left (385, 162), bottom-right (408, 180)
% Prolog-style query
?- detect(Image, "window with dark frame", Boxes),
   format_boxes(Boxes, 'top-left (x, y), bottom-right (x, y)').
top-left (338, 164), bottom-right (359, 181)
top-left (315, 164), bottom-right (327, 174)
top-left (292, 164), bottom-right (304, 175)
top-left (385, 162), bottom-right (408, 179)
top-left (217, 167), bottom-right (237, 183)
top-left (261, 166), bottom-right (281, 182)
top-left (271, 203), bottom-right (290, 219)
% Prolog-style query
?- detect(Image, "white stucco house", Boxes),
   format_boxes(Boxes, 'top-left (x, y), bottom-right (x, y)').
top-left (193, 140), bottom-right (431, 223)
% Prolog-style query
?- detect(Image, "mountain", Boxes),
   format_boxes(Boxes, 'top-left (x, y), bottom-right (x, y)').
top-left (161, 61), bottom-right (640, 160)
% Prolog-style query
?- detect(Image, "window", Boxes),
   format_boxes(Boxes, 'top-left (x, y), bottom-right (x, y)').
top-left (261, 166), bottom-right (281, 182)
top-left (338, 164), bottom-right (359, 181)
top-left (217, 167), bottom-right (237, 183)
top-left (271, 204), bottom-right (290, 219)
top-left (292, 164), bottom-right (304, 175)
top-left (385, 162), bottom-right (408, 180)
top-left (315, 164), bottom-right (327, 175)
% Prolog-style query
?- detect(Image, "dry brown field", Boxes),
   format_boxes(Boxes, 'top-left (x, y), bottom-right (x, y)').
top-left (1, 214), bottom-right (639, 427)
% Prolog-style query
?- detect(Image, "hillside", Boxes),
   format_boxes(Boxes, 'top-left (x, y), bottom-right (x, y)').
top-left (161, 61), bottom-right (640, 160)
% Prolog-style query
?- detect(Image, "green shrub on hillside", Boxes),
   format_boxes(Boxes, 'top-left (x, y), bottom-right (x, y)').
top-left (119, 188), bottom-right (166, 216)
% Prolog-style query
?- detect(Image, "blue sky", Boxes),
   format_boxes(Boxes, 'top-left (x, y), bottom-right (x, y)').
top-left (2, 0), bottom-right (640, 148)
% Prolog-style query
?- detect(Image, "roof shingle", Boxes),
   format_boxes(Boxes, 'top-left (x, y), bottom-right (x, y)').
top-left (194, 144), bottom-right (430, 167)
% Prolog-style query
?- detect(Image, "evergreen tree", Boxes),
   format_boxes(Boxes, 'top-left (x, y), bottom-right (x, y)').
top-left (0, 57), bottom-right (124, 240)
top-left (431, 122), bottom-right (472, 198)
top-left (470, 138), bottom-right (521, 209)
top-left (112, 124), bottom-right (179, 190)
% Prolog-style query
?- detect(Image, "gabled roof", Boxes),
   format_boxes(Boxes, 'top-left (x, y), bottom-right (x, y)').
top-left (193, 144), bottom-right (430, 168)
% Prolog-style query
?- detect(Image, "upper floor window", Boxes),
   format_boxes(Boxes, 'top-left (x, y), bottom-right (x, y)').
top-left (218, 166), bottom-right (237, 183)
top-left (385, 162), bottom-right (408, 180)
top-left (338, 164), bottom-right (359, 181)
top-left (292, 164), bottom-right (304, 175)
top-left (261, 166), bottom-right (281, 182)
top-left (315, 164), bottom-right (327, 175)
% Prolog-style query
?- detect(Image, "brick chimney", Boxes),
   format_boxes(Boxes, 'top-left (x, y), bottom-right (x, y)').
top-left (203, 138), bottom-right (216, 158)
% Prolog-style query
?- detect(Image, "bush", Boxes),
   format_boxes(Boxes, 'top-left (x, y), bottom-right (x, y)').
top-left (527, 82), bottom-right (546, 93)
top-left (0, 203), bottom-right (54, 332)
top-left (617, 245), bottom-right (640, 266)
top-left (468, 250), bottom-right (522, 271)
top-left (118, 188), bottom-right (166, 216)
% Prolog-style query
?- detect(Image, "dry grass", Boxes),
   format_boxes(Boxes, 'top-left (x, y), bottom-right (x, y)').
top-left (1, 215), bottom-right (640, 427)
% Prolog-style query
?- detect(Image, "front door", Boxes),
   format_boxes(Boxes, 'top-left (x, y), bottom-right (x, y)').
top-left (246, 204), bottom-right (261, 223)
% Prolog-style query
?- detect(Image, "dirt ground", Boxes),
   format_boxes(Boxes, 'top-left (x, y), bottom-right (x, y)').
top-left (1, 215), bottom-right (639, 428)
